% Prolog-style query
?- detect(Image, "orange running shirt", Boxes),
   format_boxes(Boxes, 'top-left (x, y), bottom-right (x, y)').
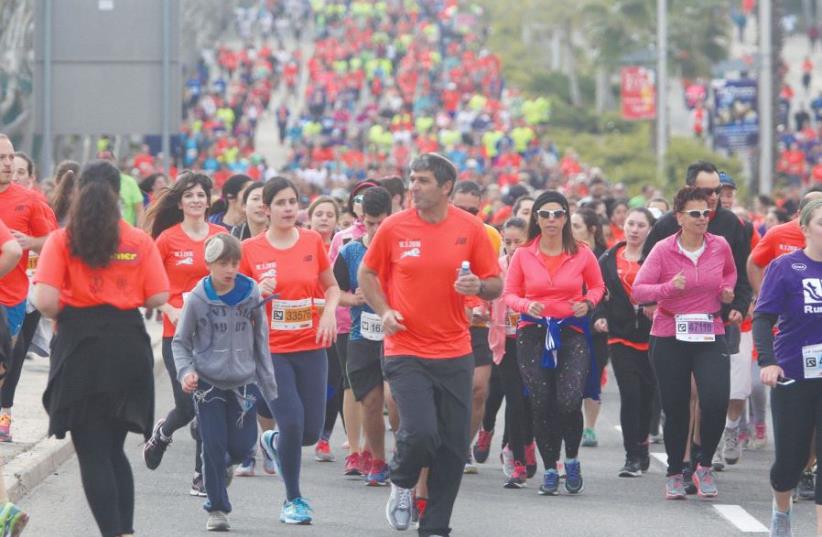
top-left (155, 223), bottom-right (226, 337)
top-left (608, 245), bottom-right (649, 351)
top-left (0, 183), bottom-right (56, 305)
top-left (34, 220), bottom-right (169, 310)
top-left (749, 219), bottom-right (805, 268)
top-left (363, 206), bottom-right (500, 359)
top-left (0, 219), bottom-right (12, 246)
top-left (240, 228), bottom-right (331, 353)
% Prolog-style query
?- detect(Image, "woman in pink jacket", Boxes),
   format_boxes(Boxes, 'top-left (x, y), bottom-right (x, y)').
top-left (504, 191), bottom-right (605, 497)
top-left (633, 186), bottom-right (736, 501)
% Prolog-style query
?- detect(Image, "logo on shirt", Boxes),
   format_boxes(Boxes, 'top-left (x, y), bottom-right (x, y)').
top-left (176, 256), bottom-right (194, 266)
top-left (303, 255), bottom-right (313, 262)
top-left (779, 244), bottom-right (801, 254)
top-left (803, 279), bottom-right (822, 313)
top-left (399, 240), bottom-right (421, 259)
top-left (455, 237), bottom-right (467, 245)
top-left (255, 262), bottom-right (277, 279)
top-left (792, 263), bottom-right (808, 272)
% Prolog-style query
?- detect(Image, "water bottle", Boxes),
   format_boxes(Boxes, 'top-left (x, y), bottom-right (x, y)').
top-left (459, 260), bottom-right (471, 277)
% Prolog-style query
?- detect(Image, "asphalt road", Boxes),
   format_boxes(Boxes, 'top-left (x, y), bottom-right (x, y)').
top-left (19, 364), bottom-right (818, 537)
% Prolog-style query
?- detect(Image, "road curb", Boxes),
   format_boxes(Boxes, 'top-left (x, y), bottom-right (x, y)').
top-left (7, 334), bottom-right (164, 503)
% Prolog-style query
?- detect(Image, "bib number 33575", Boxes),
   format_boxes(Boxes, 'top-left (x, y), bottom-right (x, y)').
top-left (271, 298), bottom-right (313, 331)
top-left (674, 313), bottom-right (715, 343)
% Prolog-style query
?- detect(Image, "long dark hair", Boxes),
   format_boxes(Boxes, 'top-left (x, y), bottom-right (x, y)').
top-left (50, 160), bottom-right (80, 224)
top-left (528, 191), bottom-right (578, 255)
top-left (146, 171), bottom-right (213, 238)
top-left (67, 160), bottom-right (121, 268)
top-left (262, 176), bottom-right (299, 206)
top-left (576, 207), bottom-right (607, 253)
top-left (210, 174), bottom-right (252, 216)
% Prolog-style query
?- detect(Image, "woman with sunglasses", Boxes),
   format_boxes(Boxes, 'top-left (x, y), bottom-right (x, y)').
top-left (753, 198), bottom-right (822, 537)
top-left (504, 191), bottom-right (605, 496)
top-left (633, 186), bottom-right (737, 500)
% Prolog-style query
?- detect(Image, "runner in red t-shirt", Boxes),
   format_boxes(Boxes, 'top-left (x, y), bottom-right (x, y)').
top-left (359, 154), bottom-right (501, 533)
top-left (141, 173), bottom-right (225, 493)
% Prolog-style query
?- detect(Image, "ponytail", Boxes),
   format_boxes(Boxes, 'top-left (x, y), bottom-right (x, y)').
top-left (67, 160), bottom-right (121, 268)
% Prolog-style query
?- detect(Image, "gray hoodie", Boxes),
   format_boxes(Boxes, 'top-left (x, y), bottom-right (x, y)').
top-left (172, 274), bottom-right (277, 406)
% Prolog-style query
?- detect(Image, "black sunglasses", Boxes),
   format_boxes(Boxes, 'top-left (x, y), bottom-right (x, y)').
top-left (457, 205), bottom-right (480, 216)
top-left (682, 209), bottom-right (712, 219)
top-left (537, 209), bottom-right (567, 219)
top-left (699, 186), bottom-right (722, 196)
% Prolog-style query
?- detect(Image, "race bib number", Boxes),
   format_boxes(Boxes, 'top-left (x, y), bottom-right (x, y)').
top-left (505, 310), bottom-right (520, 336)
top-left (360, 311), bottom-right (384, 341)
top-left (674, 313), bottom-right (715, 343)
top-left (802, 343), bottom-right (822, 380)
top-left (26, 253), bottom-right (38, 279)
top-left (314, 298), bottom-right (326, 317)
top-left (271, 298), bottom-right (313, 331)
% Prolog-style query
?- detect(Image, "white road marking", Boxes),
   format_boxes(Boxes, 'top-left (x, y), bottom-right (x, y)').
top-left (713, 505), bottom-right (769, 533)
top-left (651, 452), bottom-right (668, 466)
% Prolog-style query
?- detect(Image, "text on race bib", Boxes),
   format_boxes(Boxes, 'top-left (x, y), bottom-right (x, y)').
top-left (360, 311), bottom-right (384, 341)
top-left (803, 343), bottom-right (822, 380)
top-left (271, 298), bottom-right (313, 331)
top-left (674, 313), bottom-right (715, 343)
top-left (505, 310), bottom-right (520, 336)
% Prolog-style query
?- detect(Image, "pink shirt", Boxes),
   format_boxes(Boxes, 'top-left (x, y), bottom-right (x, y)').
top-left (329, 221), bottom-right (366, 334)
top-left (632, 232), bottom-right (736, 337)
top-left (503, 239), bottom-right (605, 321)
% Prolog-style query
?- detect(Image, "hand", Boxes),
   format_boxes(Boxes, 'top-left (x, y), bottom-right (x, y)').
top-left (671, 271), bottom-right (686, 290)
top-left (593, 318), bottom-right (608, 333)
top-left (316, 310), bottom-right (337, 347)
top-left (259, 277), bottom-right (277, 296)
top-left (182, 372), bottom-right (199, 394)
top-left (165, 307), bottom-right (181, 326)
top-left (454, 272), bottom-right (481, 296)
top-left (642, 304), bottom-right (657, 320)
top-left (381, 310), bottom-right (407, 335)
top-left (720, 288), bottom-right (735, 305)
top-left (353, 287), bottom-right (367, 306)
top-left (570, 300), bottom-right (590, 318)
top-left (760, 365), bottom-right (785, 388)
top-left (728, 309), bottom-right (743, 325)
top-left (10, 230), bottom-right (32, 250)
top-left (526, 301), bottom-right (544, 317)
top-left (471, 306), bottom-right (490, 325)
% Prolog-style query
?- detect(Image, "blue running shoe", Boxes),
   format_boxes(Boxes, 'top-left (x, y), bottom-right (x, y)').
top-left (260, 430), bottom-right (282, 476)
top-left (280, 497), bottom-right (313, 525)
top-left (366, 459), bottom-right (389, 487)
top-left (538, 469), bottom-right (559, 496)
top-left (0, 502), bottom-right (28, 537)
top-left (234, 455), bottom-right (255, 477)
top-left (564, 459), bottom-right (584, 494)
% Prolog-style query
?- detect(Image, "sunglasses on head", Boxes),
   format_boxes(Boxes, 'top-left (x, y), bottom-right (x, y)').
top-left (457, 205), bottom-right (480, 215)
top-left (682, 209), bottom-right (712, 218)
top-left (537, 209), bottom-right (567, 219)
top-left (699, 186), bottom-right (722, 196)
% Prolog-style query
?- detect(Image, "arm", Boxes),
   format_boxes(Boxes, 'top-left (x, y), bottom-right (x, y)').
top-left (0, 239), bottom-right (22, 279)
top-left (502, 249), bottom-right (531, 313)
top-left (316, 267), bottom-right (340, 346)
top-left (32, 283), bottom-right (60, 319)
top-left (135, 202), bottom-right (145, 229)
top-left (333, 252), bottom-right (363, 308)
top-left (171, 297), bottom-right (198, 384)
top-left (358, 263), bottom-right (390, 318)
top-left (721, 240), bottom-right (738, 292)
top-left (631, 246), bottom-right (675, 304)
top-left (728, 221), bottom-right (752, 316)
top-left (145, 292), bottom-right (169, 309)
top-left (752, 311), bottom-right (778, 368)
top-left (581, 250), bottom-right (605, 306)
top-left (747, 254), bottom-right (766, 295)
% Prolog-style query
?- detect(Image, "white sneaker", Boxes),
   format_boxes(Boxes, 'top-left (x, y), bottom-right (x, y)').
top-left (723, 426), bottom-right (741, 465)
top-left (207, 511), bottom-right (230, 531)
top-left (500, 445), bottom-right (514, 478)
top-left (385, 482), bottom-right (413, 530)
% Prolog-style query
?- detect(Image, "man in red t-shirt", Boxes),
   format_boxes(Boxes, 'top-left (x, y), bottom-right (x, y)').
top-left (359, 154), bottom-right (501, 534)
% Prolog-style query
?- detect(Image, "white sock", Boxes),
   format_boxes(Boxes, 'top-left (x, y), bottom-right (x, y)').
top-left (726, 417), bottom-right (740, 429)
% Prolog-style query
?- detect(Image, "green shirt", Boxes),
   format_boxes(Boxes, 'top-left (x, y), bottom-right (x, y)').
top-left (119, 173), bottom-right (143, 226)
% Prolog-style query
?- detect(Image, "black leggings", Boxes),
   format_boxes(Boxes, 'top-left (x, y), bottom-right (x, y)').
top-left (517, 325), bottom-right (590, 468)
top-left (160, 337), bottom-right (202, 474)
top-left (322, 339), bottom-right (345, 440)
top-left (1, 310), bottom-right (39, 408)
top-left (499, 337), bottom-right (532, 463)
top-left (72, 421), bottom-right (134, 537)
top-left (651, 336), bottom-right (729, 476)
top-left (481, 362), bottom-right (504, 433)
top-left (770, 380), bottom-right (822, 503)
top-left (610, 343), bottom-right (655, 458)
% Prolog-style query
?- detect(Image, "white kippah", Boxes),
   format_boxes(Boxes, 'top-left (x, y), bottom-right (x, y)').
top-left (204, 235), bottom-right (226, 263)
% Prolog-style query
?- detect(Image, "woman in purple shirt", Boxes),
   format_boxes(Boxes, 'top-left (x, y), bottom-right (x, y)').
top-left (754, 198), bottom-right (822, 537)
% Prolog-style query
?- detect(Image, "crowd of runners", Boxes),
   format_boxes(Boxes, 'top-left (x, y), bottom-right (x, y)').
top-left (2, 2), bottom-right (822, 537)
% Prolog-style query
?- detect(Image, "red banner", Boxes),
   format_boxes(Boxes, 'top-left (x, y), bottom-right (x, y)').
top-left (621, 67), bottom-right (656, 120)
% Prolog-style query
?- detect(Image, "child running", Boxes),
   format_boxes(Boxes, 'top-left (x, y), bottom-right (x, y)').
top-left (172, 233), bottom-right (278, 532)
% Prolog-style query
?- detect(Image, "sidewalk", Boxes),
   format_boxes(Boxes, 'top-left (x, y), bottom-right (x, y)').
top-left (0, 319), bottom-right (164, 502)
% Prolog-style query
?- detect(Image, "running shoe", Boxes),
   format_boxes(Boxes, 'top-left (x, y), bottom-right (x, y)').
top-left (344, 452), bottom-right (362, 477)
top-left (722, 426), bottom-right (741, 465)
top-left (359, 450), bottom-right (373, 476)
top-left (770, 508), bottom-right (792, 537)
top-left (693, 464), bottom-right (718, 498)
top-left (525, 442), bottom-right (537, 478)
top-left (235, 455), bottom-right (256, 477)
top-left (366, 459), bottom-right (389, 487)
top-left (649, 432), bottom-right (664, 444)
top-left (500, 446), bottom-right (515, 478)
top-left (797, 470), bottom-right (815, 501)
top-left (504, 462), bottom-right (528, 489)
top-left (712, 450), bottom-right (725, 472)
top-left (385, 482), bottom-right (413, 530)
top-left (581, 427), bottom-right (598, 447)
top-left (564, 459), bottom-right (584, 494)
top-left (618, 458), bottom-right (642, 478)
top-left (753, 423), bottom-right (768, 449)
top-left (143, 419), bottom-right (171, 470)
top-left (413, 496), bottom-right (426, 525)
top-left (0, 502), bottom-right (28, 537)
top-left (463, 453), bottom-right (478, 475)
top-left (740, 428), bottom-right (753, 450)
top-left (472, 429), bottom-right (493, 464)
top-left (314, 439), bottom-right (335, 462)
top-left (280, 497), bottom-right (313, 525)
top-left (206, 510), bottom-right (230, 532)
top-left (0, 415), bottom-right (12, 443)
top-left (665, 474), bottom-right (686, 500)
top-left (682, 462), bottom-right (697, 495)
top-left (190, 473), bottom-right (207, 497)
top-left (538, 468), bottom-right (559, 496)
top-left (260, 430), bottom-right (282, 476)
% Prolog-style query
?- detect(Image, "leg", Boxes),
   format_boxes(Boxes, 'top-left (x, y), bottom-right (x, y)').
top-left (109, 425), bottom-right (135, 535)
top-left (338, 334), bottom-right (364, 454)
top-left (555, 330), bottom-right (590, 461)
top-left (498, 345), bottom-right (528, 463)
top-left (293, 349), bottom-right (329, 448)
top-left (469, 364), bottom-right (491, 444)
top-left (517, 326), bottom-right (560, 468)
top-left (348, 340), bottom-right (387, 461)
top-left (226, 389), bottom-right (259, 465)
top-left (159, 338), bottom-right (197, 437)
top-left (72, 425), bottom-right (124, 537)
top-left (195, 383), bottom-right (231, 513)
top-left (692, 340), bottom-right (730, 467)
top-left (481, 363), bottom-right (504, 434)
top-left (770, 381), bottom-right (817, 512)
top-left (321, 343), bottom-right (343, 441)
top-left (610, 344), bottom-right (644, 458)
top-left (651, 337), bottom-right (694, 476)
top-left (0, 310), bottom-right (40, 412)
top-left (269, 354), bottom-right (306, 501)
